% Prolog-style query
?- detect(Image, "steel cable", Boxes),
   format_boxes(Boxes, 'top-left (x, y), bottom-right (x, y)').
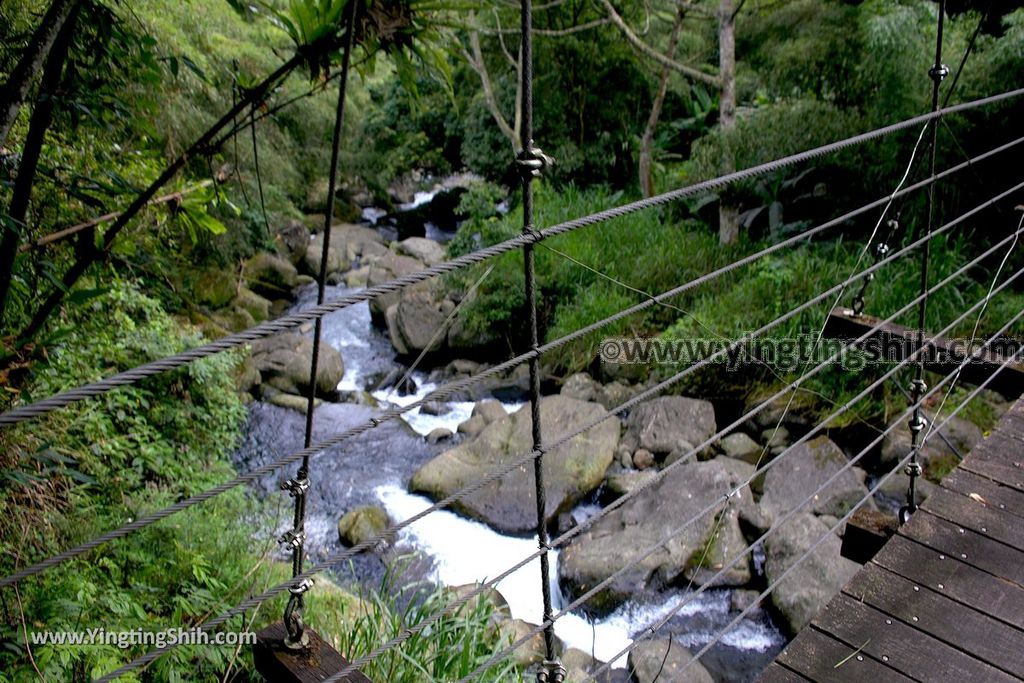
top-left (5, 177), bottom-right (1020, 593)
top-left (92, 187), bottom-right (1023, 681)
top-left (4, 91), bottom-right (1024, 428)
top-left (333, 225), bottom-right (1024, 683)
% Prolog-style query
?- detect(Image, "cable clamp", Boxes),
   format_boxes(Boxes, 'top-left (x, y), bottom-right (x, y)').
top-left (875, 242), bottom-right (890, 259)
top-left (281, 476), bottom-right (309, 497)
top-left (904, 461), bottom-right (923, 478)
top-left (537, 660), bottom-right (566, 683)
top-left (929, 64), bottom-right (950, 82)
top-left (910, 378), bottom-right (927, 394)
top-left (289, 577), bottom-right (314, 596)
top-left (279, 529), bottom-right (306, 550)
top-left (908, 414), bottom-right (927, 434)
top-left (516, 141), bottom-right (554, 179)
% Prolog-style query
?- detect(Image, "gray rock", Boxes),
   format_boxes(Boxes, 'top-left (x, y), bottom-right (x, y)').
top-left (385, 298), bottom-right (448, 356)
top-left (192, 268), bottom-right (236, 308)
top-left (242, 253), bottom-right (298, 298)
top-left (760, 426), bottom-right (789, 449)
top-left (604, 470), bottom-right (658, 499)
top-left (765, 512), bottom-right (859, 634)
top-left (275, 219), bottom-right (309, 265)
top-left (623, 396), bottom-right (716, 455)
top-left (395, 236), bottom-right (445, 264)
top-left (262, 386), bottom-right (319, 414)
top-left (235, 356), bottom-right (262, 393)
top-left (231, 287), bottom-right (271, 323)
top-left (420, 401), bottom-right (449, 416)
top-left (456, 415), bottom-right (488, 437)
top-left (561, 648), bottom-right (623, 683)
top-left (633, 448), bottom-right (656, 470)
top-left (719, 432), bottom-right (762, 464)
top-left (627, 639), bottom-right (713, 683)
top-left (426, 427), bottom-right (453, 444)
top-left (730, 589), bottom-right (763, 613)
top-left (664, 440), bottom-right (697, 468)
top-left (683, 503), bottom-right (753, 588)
top-left (559, 458), bottom-right (753, 615)
top-left (338, 505), bottom-right (392, 548)
top-left (594, 380), bottom-right (638, 411)
top-left (472, 399), bottom-right (507, 424)
top-left (411, 396), bottom-right (620, 534)
top-left (561, 372), bottom-right (599, 402)
top-left (344, 265), bottom-right (370, 288)
top-left (759, 436), bottom-right (873, 525)
top-left (303, 238), bottom-right (349, 277)
top-left (250, 332), bottom-right (344, 396)
top-left (879, 410), bottom-right (982, 480)
top-left (367, 252), bottom-right (428, 322)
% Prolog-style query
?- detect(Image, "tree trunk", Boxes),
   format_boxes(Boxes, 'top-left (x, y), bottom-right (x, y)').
top-left (639, 9), bottom-right (685, 198)
top-left (0, 0), bottom-right (81, 152)
top-left (718, 0), bottom-right (739, 245)
top-left (0, 3), bottom-right (81, 328)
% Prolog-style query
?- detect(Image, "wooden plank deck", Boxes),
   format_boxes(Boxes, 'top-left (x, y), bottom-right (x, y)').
top-left (761, 398), bottom-right (1024, 682)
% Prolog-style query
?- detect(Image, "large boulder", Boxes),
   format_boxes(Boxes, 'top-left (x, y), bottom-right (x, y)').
top-left (759, 436), bottom-right (873, 525)
top-left (879, 410), bottom-right (982, 481)
top-left (409, 395), bottom-right (620, 534)
top-left (367, 252), bottom-right (429, 323)
top-left (242, 253), bottom-right (298, 298)
top-left (385, 297), bottom-right (450, 356)
top-left (395, 237), bottom-right (445, 265)
top-left (558, 458), bottom-right (754, 615)
top-left (338, 505), bottom-right (391, 548)
top-left (276, 219), bottom-right (310, 266)
top-left (622, 396), bottom-right (716, 455)
top-left (250, 333), bottom-right (344, 396)
top-left (303, 238), bottom-right (349, 277)
top-left (764, 512), bottom-right (859, 634)
top-left (192, 268), bottom-right (237, 308)
top-left (330, 222), bottom-right (385, 262)
top-left (231, 287), bottom-right (271, 323)
top-left (627, 639), bottom-right (714, 683)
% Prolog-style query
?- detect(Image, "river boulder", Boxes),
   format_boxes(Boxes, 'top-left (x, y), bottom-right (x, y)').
top-left (250, 332), bottom-right (344, 397)
top-left (409, 395), bottom-right (620, 534)
top-left (627, 639), bottom-right (714, 683)
top-left (764, 512), bottom-right (859, 634)
top-left (366, 251), bottom-right (429, 323)
top-left (759, 436), bottom-right (872, 524)
top-left (396, 236), bottom-right (446, 265)
top-left (558, 458), bottom-right (754, 615)
top-left (622, 396), bottom-right (717, 455)
top-left (338, 505), bottom-right (392, 549)
top-left (242, 253), bottom-right (298, 298)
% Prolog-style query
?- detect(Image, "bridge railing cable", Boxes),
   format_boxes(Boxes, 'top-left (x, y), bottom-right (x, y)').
top-left (2, 89), bottom-right (1023, 428)
top-left (327, 229), bottom-right (1024, 683)
top-left (4, 175), bottom-right (1012, 593)
top-left (91, 191), bottom-right (1024, 682)
top-left (587, 341), bottom-right (1024, 682)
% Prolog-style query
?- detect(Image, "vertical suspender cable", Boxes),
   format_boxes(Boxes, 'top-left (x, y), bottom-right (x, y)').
top-left (902, 0), bottom-right (948, 524)
top-left (282, 0), bottom-right (359, 647)
top-left (517, 0), bottom-right (562, 680)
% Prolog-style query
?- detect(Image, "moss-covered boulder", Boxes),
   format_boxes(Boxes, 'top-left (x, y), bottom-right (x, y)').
top-left (242, 253), bottom-right (298, 298)
top-left (337, 505), bottom-right (392, 548)
top-left (410, 395), bottom-right (619, 534)
top-left (192, 269), bottom-right (236, 308)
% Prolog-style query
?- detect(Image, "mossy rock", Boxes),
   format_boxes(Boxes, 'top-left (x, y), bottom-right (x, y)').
top-left (338, 505), bottom-right (392, 548)
top-left (192, 269), bottom-right (237, 308)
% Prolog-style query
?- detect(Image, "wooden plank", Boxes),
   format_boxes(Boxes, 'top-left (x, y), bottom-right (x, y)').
top-left (823, 309), bottom-right (1024, 398)
top-left (773, 626), bottom-right (913, 683)
top-left (811, 593), bottom-right (1018, 683)
top-left (958, 431), bottom-right (1024, 492)
top-left (843, 563), bottom-right (1024, 678)
top-left (756, 662), bottom-right (812, 683)
top-left (253, 622), bottom-right (372, 683)
top-left (920, 487), bottom-right (1024, 552)
top-left (899, 510), bottom-right (1024, 587)
top-left (940, 467), bottom-right (1024, 520)
top-left (872, 534), bottom-right (1024, 630)
top-left (840, 508), bottom-right (897, 564)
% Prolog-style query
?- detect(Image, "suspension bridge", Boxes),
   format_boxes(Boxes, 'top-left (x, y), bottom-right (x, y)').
top-left (2, 0), bottom-right (1023, 681)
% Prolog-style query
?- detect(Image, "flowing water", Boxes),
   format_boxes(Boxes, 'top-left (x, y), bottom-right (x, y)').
top-left (231, 201), bottom-right (785, 679)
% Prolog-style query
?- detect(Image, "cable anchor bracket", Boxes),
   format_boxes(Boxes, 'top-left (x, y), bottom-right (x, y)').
top-left (516, 142), bottom-right (555, 180)
top-left (537, 660), bottom-right (567, 683)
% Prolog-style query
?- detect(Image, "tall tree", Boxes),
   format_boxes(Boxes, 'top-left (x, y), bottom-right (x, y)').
top-left (639, 8), bottom-right (686, 197)
top-left (0, 0), bottom-right (81, 152)
top-left (717, 0), bottom-right (738, 245)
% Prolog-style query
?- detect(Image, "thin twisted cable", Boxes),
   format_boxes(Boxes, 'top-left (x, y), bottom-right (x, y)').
top-left (4, 178), bottom-right (1019, 593)
top-left (4, 91), bottom-right (1024, 427)
top-left (589, 331), bottom-right (1024, 681)
top-left (459, 257), bottom-right (1024, 682)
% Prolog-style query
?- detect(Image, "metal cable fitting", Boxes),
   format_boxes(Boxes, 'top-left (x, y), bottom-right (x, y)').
top-left (908, 414), bottom-right (928, 434)
top-left (536, 660), bottom-right (566, 683)
top-left (516, 142), bottom-right (554, 179)
top-left (282, 577), bottom-right (314, 649)
top-left (904, 461), bottom-right (923, 478)
top-left (929, 64), bottom-right (950, 82)
top-left (279, 529), bottom-right (306, 550)
top-left (911, 378), bottom-right (928, 394)
top-left (280, 477), bottom-right (309, 497)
